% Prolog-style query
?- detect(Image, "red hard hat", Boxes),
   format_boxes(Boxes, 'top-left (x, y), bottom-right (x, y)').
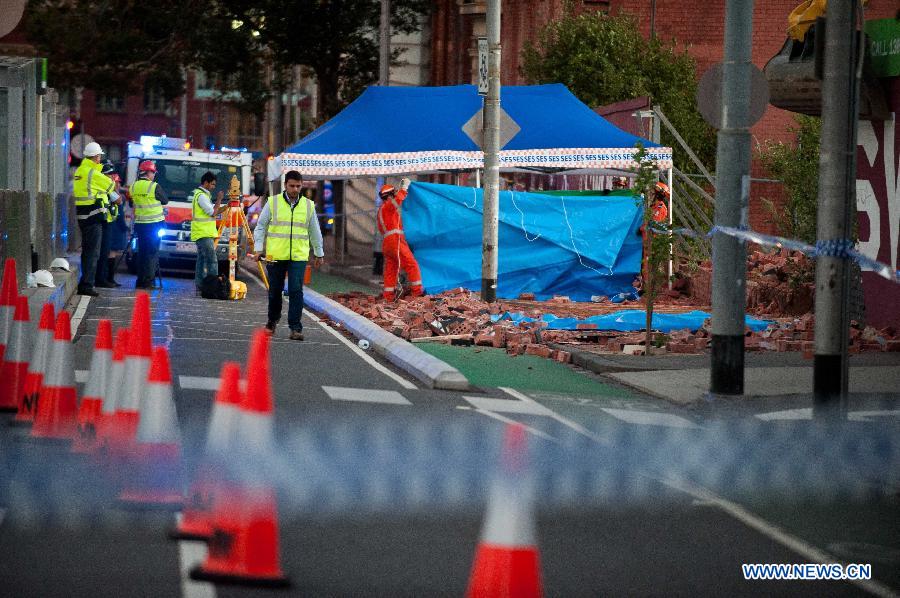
top-left (138, 160), bottom-right (157, 173)
top-left (379, 184), bottom-right (395, 198)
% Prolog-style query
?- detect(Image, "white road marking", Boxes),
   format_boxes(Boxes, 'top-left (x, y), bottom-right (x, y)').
top-left (847, 409), bottom-right (900, 421)
top-left (755, 408), bottom-right (813, 421)
top-left (663, 478), bottom-right (900, 598)
top-left (601, 407), bottom-right (700, 429)
top-left (499, 387), bottom-right (610, 446)
top-left (469, 407), bottom-right (559, 443)
top-left (71, 295), bottom-right (91, 336)
top-left (76, 370), bottom-right (88, 383)
top-left (176, 514), bottom-right (216, 598)
top-left (323, 386), bottom-right (411, 405)
top-left (464, 396), bottom-right (553, 415)
top-left (179, 376), bottom-right (222, 391)
top-left (305, 311), bottom-right (418, 390)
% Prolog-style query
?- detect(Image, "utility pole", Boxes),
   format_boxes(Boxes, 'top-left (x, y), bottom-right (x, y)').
top-left (379, 0), bottom-right (391, 86)
top-left (481, 0), bottom-right (501, 303)
top-left (813, 1), bottom-right (860, 418)
top-left (710, 0), bottom-right (754, 395)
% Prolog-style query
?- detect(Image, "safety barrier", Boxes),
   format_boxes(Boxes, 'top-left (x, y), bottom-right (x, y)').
top-left (0, 190), bottom-right (73, 277)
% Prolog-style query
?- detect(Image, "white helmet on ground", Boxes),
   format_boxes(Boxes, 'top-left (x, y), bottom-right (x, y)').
top-left (33, 270), bottom-right (55, 288)
top-left (83, 142), bottom-right (104, 157)
top-left (50, 257), bottom-right (71, 271)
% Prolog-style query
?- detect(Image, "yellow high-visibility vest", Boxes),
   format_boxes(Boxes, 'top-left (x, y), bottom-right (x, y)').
top-left (190, 187), bottom-right (217, 241)
top-left (72, 159), bottom-right (112, 221)
top-left (266, 193), bottom-right (312, 261)
top-left (131, 178), bottom-right (164, 224)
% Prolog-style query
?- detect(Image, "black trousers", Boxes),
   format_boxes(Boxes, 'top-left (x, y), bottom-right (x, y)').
top-left (78, 220), bottom-right (102, 291)
top-left (96, 221), bottom-right (112, 283)
top-left (134, 222), bottom-right (162, 287)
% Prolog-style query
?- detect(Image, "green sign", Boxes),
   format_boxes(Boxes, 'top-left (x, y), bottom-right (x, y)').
top-left (866, 18), bottom-right (900, 78)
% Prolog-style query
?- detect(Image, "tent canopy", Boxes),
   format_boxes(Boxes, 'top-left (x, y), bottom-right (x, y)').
top-left (277, 84), bottom-right (672, 179)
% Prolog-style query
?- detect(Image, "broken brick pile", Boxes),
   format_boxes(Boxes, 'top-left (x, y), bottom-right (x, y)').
top-left (329, 288), bottom-right (900, 361)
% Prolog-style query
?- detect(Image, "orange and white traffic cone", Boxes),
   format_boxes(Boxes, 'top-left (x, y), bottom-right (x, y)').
top-left (94, 327), bottom-right (129, 456)
top-left (118, 346), bottom-right (183, 509)
top-left (190, 330), bottom-right (289, 587)
top-left (0, 295), bottom-right (31, 412)
top-left (72, 319), bottom-right (113, 454)
top-left (14, 302), bottom-right (55, 425)
top-left (465, 423), bottom-right (543, 598)
top-left (169, 361), bottom-right (242, 541)
top-left (110, 292), bottom-right (152, 453)
top-left (0, 258), bottom-right (18, 363)
top-left (31, 311), bottom-right (78, 443)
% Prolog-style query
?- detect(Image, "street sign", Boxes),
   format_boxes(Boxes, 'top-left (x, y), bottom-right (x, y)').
top-left (462, 106), bottom-right (521, 150)
top-left (697, 62), bottom-right (769, 129)
top-left (0, 0), bottom-right (26, 39)
top-left (70, 134), bottom-right (95, 160)
top-left (477, 38), bottom-right (489, 95)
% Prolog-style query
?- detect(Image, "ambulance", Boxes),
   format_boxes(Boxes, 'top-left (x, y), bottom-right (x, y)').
top-left (124, 135), bottom-right (266, 274)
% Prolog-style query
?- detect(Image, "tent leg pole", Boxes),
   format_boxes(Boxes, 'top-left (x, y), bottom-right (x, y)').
top-left (668, 166), bottom-right (674, 289)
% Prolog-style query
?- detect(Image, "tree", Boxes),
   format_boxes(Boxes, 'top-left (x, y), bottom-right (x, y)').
top-left (245, 0), bottom-right (431, 120)
top-left (758, 115), bottom-right (821, 244)
top-left (521, 10), bottom-right (716, 169)
top-left (25, 0), bottom-right (268, 114)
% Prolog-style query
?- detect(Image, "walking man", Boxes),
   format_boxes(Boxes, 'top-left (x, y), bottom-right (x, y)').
top-left (72, 142), bottom-right (117, 296)
top-left (130, 160), bottom-right (169, 289)
top-left (253, 170), bottom-right (325, 341)
top-left (377, 178), bottom-right (424, 301)
top-left (191, 171), bottom-right (224, 292)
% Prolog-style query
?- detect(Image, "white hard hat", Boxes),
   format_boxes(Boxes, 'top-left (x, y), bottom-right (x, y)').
top-left (83, 142), bottom-right (104, 157)
top-left (33, 270), bottom-right (55, 288)
top-left (50, 257), bottom-right (71, 271)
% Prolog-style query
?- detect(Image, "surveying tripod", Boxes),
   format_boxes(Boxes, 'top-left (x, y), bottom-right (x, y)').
top-left (212, 175), bottom-right (269, 289)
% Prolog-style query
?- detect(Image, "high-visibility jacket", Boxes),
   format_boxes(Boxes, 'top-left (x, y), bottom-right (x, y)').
top-left (190, 187), bottom-right (217, 241)
top-left (266, 193), bottom-right (314, 261)
top-left (72, 159), bottom-right (113, 223)
top-left (376, 188), bottom-right (408, 240)
top-left (651, 199), bottom-right (668, 223)
top-left (131, 178), bottom-right (164, 224)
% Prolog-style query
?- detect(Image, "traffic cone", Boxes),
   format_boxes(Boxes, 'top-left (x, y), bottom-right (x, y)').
top-left (14, 302), bottom-right (55, 425)
top-left (169, 361), bottom-right (242, 541)
top-left (117, 346), bottom-right (183, 509)
top-left (0, 295), bottom-right (31, 412)
top-left (0, 258), bottom-right (17, 363)
top-left (94, 327), bottom-right (129, 455)
top-left (31, 311), bottom-right (78, 443)
top-left (72, 319), bottom-right (113, 453)
top-left (110, 292), bottom-right (152, 452)
top-left (465, 423), bottom-right (543, 598)
top-left (190, 330), bottom-right (289, 587)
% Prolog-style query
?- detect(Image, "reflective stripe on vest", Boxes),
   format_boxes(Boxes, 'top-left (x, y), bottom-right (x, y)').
top-left (73, 161), bottom-right (109, 220)
top-left (131, 179), bottom-right (164, 223)
top-left (190, 188), bottom-right (217, 241)
top-left (266, 193), bottom-right (312, 261)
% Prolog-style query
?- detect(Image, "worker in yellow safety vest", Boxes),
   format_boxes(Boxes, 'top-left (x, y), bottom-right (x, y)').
top-left (191, 171), bottom-right (224, 292)
top-left (252, 170), bottom-right (325, 341)
top-left (72, 142), bottom-right (117, 296)
top-left (129, 160), bottom-right (169, 289)
top-left (95, 161), bottom-right (123, 288)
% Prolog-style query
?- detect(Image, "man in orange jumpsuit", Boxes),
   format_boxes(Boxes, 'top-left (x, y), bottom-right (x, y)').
top-left (651, 181), bottom-right (670, 223)
top-left (377, 178), bottom-right (424, 301)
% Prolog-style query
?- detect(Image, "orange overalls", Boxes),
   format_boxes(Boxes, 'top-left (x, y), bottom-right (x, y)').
top-left (377, 188), bottom-right (423, 300)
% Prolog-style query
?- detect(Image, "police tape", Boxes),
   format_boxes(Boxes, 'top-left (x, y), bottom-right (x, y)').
top-left (672, 225), bottom-right (900, 285)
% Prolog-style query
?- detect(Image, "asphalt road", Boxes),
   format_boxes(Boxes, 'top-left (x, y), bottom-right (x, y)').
top-left (1, 272), bottom-right (898, 597)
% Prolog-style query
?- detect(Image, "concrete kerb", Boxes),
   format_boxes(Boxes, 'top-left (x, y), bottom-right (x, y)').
top-left (303, 288), bottom-right (469, 391)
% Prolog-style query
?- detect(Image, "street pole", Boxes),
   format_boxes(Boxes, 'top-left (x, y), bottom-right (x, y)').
top-left (813, 1), bottom-right (860, 418)
top-left (481, 0), bottom-right (501, 303)
top-left (710, 0), bottom-right (754, 396)
top-left (379, 0), bottom-right (391, 86)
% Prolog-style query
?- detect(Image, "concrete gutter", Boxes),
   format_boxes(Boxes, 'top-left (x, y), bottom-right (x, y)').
top-left (304, 288), bottom-right (469, 391)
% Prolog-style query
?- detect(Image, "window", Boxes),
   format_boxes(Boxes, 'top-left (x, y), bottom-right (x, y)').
top-left (143, 87), bottom-right (169, 114)
top-left (95, 94), bottom-right (125, 112)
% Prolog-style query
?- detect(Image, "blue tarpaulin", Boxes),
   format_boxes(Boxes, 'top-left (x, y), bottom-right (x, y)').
top-left (493, 310), bottom-right (771, 333)
top-left (403, 182), bottom-right (643, 302)
top-left (277, 84), bottom-right (673, 178)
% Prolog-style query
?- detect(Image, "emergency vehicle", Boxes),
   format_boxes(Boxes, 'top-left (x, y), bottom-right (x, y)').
top-left (124, 135), bottom-right (265, 274)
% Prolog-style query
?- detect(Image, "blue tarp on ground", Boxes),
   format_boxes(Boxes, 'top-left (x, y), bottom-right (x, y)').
top-left (277, 84), bottom-right (673, 178)
top-left (403, 182), bottom-right (643, 302)
top-left (493, 310), bottom-right (771, 333)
